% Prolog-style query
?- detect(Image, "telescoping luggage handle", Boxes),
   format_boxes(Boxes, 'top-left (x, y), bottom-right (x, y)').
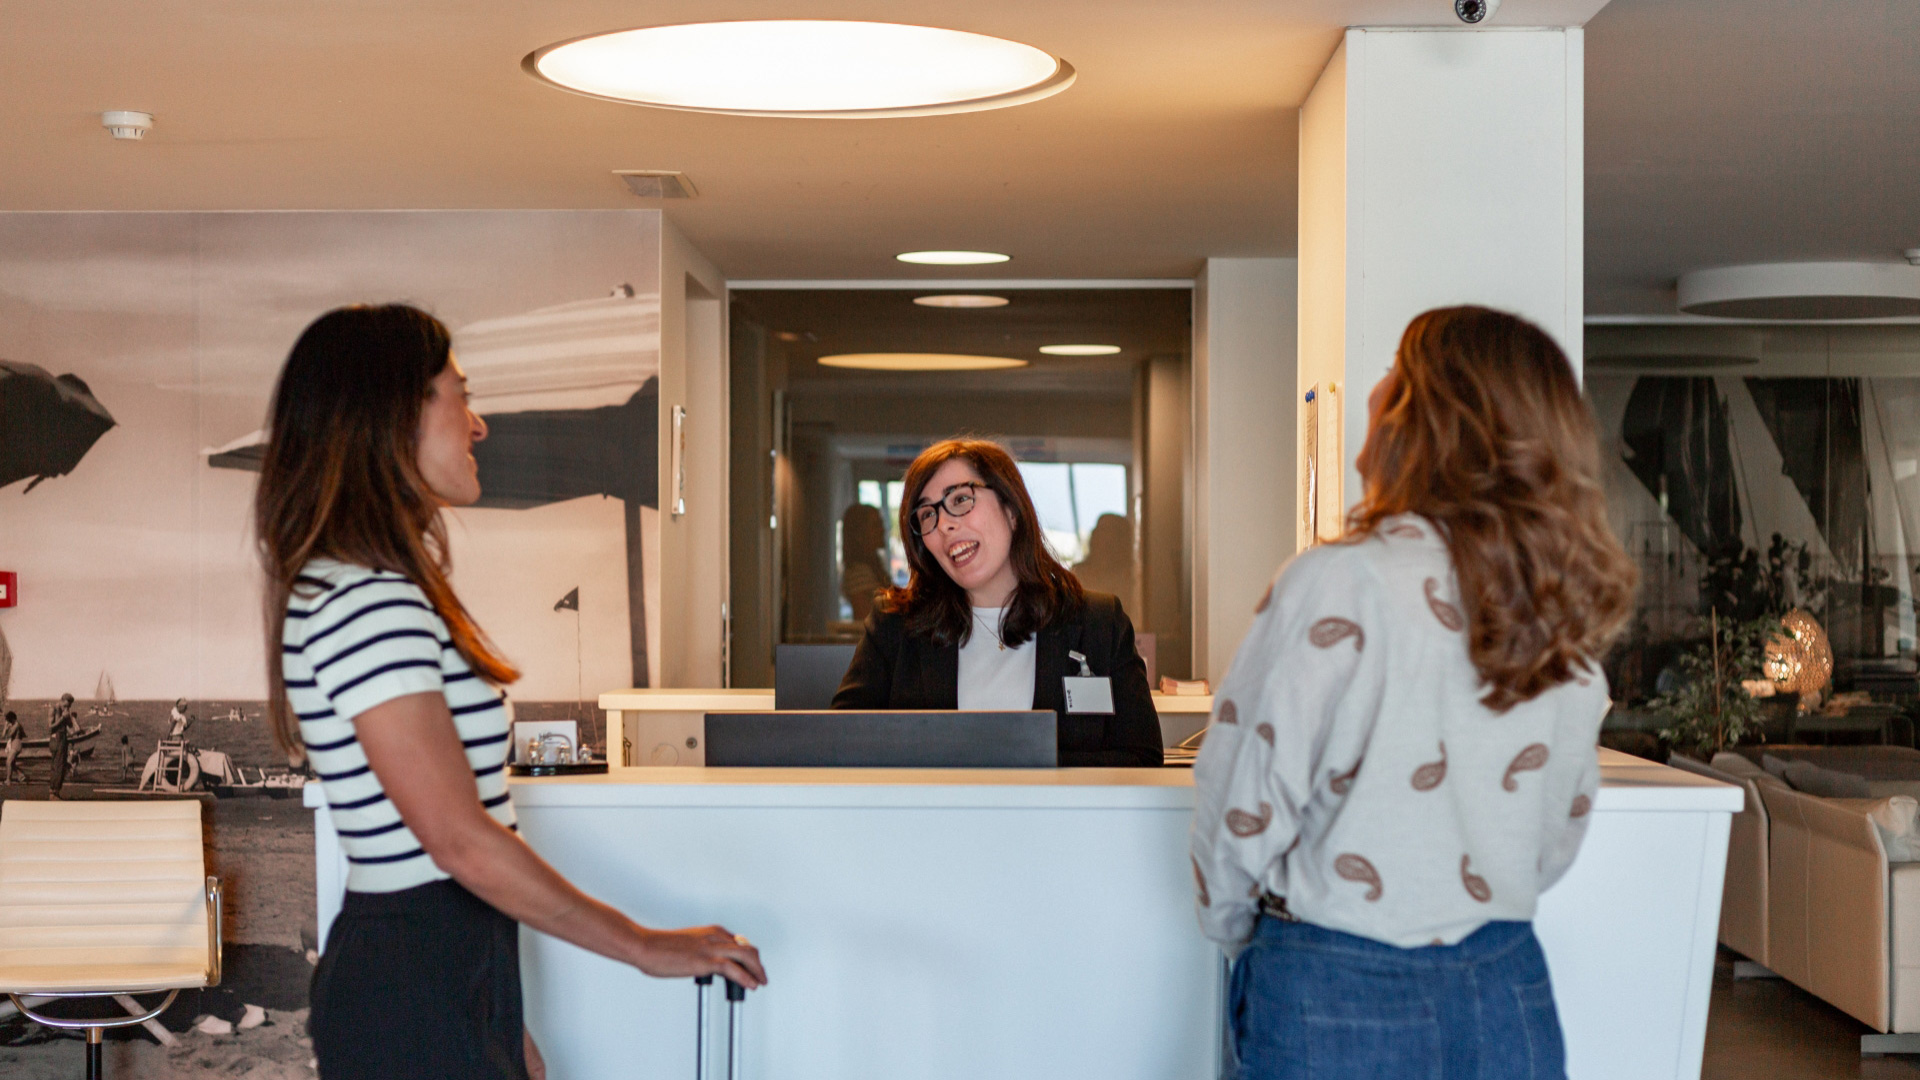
top-left (694, 975), bottom-right (749, 1080)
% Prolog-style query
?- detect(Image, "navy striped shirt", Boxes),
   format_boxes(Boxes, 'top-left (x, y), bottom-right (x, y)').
top-left (286, 559), bottom-right (513, 893)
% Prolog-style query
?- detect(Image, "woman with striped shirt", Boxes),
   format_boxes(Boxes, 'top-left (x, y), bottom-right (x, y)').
top-left (258, 305), bottom-right (765, 1080)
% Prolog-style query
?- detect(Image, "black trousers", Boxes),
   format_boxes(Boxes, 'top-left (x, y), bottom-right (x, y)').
top-left (310, 879), bottom-right (530, 1080)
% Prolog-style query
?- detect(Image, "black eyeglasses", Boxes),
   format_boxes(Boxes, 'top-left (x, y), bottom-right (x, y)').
top-left (911, 483), bottom-right (988, 536)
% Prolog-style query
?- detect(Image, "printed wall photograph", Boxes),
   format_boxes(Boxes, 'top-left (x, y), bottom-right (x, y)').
top-left (0, 210), bottom-right (663, 1077)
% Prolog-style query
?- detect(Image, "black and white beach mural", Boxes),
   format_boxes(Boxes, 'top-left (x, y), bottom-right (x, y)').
top-left (0, 210), bottom-right (663, 1076)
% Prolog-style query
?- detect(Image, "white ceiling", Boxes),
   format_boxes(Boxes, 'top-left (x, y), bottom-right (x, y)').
top-left (0, 0), bottom-right (1913, 314)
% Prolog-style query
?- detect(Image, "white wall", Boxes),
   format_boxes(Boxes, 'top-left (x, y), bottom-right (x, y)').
top-left (1301, 28), bottom-right (1586, 518)
top-left (1192, 258), bottom-right (1299, 685)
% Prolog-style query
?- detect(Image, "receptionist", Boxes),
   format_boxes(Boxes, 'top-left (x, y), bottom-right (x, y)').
top-left (832, 438), bottom-right (1163, 767)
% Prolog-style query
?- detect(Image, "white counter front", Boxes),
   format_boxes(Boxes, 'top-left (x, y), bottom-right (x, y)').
top-left (309, 749), bottom-right (1737, 1080)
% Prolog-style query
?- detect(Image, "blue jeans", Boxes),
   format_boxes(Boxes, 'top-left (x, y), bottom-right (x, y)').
top-left (1228, 917), bottom-right (1566, 1080)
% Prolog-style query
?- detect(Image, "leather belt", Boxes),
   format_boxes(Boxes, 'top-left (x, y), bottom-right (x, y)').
top-left (1258, 891), bottom-right (1301, 923)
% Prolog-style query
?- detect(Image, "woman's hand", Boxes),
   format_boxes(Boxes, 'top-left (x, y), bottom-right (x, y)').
top-left (630, 925), bottom-right (768, 989)
top-left (354, 693), bottom-right (770, 992)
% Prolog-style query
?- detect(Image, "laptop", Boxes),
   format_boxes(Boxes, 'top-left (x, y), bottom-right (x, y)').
top-left (705, 710), bottom-right (1057, 768)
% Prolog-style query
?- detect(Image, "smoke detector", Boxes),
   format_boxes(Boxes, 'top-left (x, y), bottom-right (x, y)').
top-left (614, 170), bottom-right (697, 199)
top-left (101, 110), bottom-right (153, 140)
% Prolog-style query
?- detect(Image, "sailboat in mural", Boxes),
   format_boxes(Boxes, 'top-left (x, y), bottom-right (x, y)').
top-left (88, 670), bottom-right (118, 716)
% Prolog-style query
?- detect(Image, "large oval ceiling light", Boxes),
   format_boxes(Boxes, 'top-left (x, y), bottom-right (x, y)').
top-left (897, 250), bottom-right (1010, 265)
top-left (819, 353), bottom-right (1028, 371)
top-left (1039, 344), bottom-right (1121, 356)
top-left (914, 294), bottom-right (1010, 308)
top-left (1678, 262), bottom-right (1920, 319)
top-left (525, 21), bottom-right (1075, 119)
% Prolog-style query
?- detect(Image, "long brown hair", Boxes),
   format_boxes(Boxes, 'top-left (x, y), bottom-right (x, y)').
top-left (1350, 306), bottom-right (1637, 712)
top-left (256, 304), bottom-right (519, 756)
top-left (880, 438), bottom-right (1084, 648)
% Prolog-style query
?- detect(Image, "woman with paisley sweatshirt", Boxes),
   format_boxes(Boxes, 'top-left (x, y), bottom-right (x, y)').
top-left (1190, 306), bottom-right (1638, 1080)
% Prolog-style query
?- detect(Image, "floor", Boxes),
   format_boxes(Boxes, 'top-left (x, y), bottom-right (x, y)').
top-left (1704, 949), bottom-right (1920, 1079)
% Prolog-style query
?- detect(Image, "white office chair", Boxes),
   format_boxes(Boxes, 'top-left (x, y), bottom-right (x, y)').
top-left (0, 799), bottom-right (222, 1079)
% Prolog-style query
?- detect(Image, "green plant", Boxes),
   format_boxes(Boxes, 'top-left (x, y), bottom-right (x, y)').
top-left (1654, 609), bottom-right (1777, 759)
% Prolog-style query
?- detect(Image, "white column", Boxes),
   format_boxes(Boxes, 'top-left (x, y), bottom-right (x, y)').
top-left (1193, 258), bottom-right (1298, 685)
top-left (1299, 28), bottom-right (1587, 526)
top-left (658, 219), bottom-right (729, 688)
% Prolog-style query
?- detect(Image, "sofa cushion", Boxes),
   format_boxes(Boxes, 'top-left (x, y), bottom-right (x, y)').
top-left (1711, 752), bottom-right (1769, 781)
top-left (1777, 758), bottom-right (1872, 798)
top-left (1833, 796), bottom-right (1920, 862)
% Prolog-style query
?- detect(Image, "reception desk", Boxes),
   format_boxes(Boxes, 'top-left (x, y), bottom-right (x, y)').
top-left (308, 748), bottom-right (1736, 1080)
top-left (600, 689), bottom-right (1216, 764)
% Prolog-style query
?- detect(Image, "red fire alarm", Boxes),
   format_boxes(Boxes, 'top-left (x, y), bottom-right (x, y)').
top-left (0, 572), bottom-right (15, 608)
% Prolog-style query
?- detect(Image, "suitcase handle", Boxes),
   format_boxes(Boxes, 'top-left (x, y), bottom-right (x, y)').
top-left (725, 978), bottom-right (747, 1080)
top-left (695, 976), bottom-right (750, 1080)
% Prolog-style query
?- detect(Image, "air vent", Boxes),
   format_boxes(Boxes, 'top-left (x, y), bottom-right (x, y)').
top-left (614, 170), bottom-right (697, 199)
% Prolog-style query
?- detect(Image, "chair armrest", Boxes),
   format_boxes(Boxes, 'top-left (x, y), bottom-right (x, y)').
top-left (206, 877), bottom-right (223, 989)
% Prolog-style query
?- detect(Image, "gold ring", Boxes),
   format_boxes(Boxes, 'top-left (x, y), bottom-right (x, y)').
top-left (733, 934), bottom-right (750, 947)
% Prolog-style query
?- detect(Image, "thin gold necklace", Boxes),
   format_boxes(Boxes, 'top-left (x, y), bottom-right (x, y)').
top-left (973, 609), bottom-right (1007, 650)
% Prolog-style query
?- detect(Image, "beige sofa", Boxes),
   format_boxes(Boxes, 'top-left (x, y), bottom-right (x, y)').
top-left (1672, 747), bottom-right (1920, 1051)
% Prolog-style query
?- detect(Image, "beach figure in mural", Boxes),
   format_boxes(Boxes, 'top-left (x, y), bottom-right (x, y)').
top-left (257, 304), bottom-right (761, 1080)
top-left (47, 692), bottom-right (78, 795)
top-left (841, 503), bottom-right (890, 621)
top-left (169, 697), bottom-right (195, 739)
top-left (2, 710), bottom-right (22, 783)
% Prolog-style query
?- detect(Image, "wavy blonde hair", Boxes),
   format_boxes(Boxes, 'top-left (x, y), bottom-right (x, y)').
top-left (1350, 306), bottom-right (1637, 711)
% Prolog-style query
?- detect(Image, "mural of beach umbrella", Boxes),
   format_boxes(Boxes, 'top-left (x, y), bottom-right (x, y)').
top-left (205, 287), bottom-right (661, 685)
top-left (0, 359), bottom-right (117, 493)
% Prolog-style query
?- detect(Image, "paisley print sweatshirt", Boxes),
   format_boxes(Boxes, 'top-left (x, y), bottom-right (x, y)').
top-left (1190, 515), bottom-right (1607, 952)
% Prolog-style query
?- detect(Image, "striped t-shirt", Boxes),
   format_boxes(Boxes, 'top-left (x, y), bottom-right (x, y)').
top-left (284, 558), bottom-right (514, 893)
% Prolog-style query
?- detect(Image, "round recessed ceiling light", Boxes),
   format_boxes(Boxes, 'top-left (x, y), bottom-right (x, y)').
top-left (818, 353), bottom-right (1028, 371)
top-left (1678, 262), bottom-right (1920, 319)
top-left (524, 21), bottom-right (1075, 119)
top-left (896, 250), bottom-right (1010, 266)
top-left (913, 294), bottom-right (1010, 308)
top-left (1039, 344), bottom-right (1122, 356)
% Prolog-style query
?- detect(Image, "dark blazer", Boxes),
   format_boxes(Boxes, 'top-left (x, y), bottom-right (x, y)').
top-left (832, 591), bottom-right (1163, 767)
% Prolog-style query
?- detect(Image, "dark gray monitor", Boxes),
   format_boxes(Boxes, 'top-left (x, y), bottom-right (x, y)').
top-left (705, 710), bottom-right (1057, 768)
top-left (774, 643), bottom-right (859, 710)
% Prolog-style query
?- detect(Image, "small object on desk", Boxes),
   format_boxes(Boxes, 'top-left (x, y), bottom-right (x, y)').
top-left (1162, 725), bottom-right (1206, 767)
top-left (1158, 677), bottom-right (1211, 696)
top-left (509, 760), bottom-right (609, 777)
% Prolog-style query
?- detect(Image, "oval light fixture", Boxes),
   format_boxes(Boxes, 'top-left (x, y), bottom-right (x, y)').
top-left (1678, 262), bottom-right (1920, 319)
top-left (1039, 344), bottom-right (1121, 356)
top-left (819, 353), bottom-right (1028, 371)
top-left (524, 21), bottom-right (1075, 119)
top-left (913, 294), bottom-right (1010, 308)
top-left (896, 250), bottom-right (1010, 266)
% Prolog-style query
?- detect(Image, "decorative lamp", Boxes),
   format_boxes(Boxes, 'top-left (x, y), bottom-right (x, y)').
top-left (1764, 609), bottom-right (1833, 705)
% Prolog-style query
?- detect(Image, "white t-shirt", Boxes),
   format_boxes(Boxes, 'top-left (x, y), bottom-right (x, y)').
top-left (956, 606), bottom-right (1037, 711)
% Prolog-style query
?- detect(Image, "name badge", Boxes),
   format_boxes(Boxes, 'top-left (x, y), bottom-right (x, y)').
top-left (1064, 677), bottom-right (1115, 714)
top-left (1063, 651), bottom-right (1114, 714)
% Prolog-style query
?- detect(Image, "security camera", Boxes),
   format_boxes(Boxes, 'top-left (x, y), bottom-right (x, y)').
top-left (1455, 0), bottom-right (1501, 23)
